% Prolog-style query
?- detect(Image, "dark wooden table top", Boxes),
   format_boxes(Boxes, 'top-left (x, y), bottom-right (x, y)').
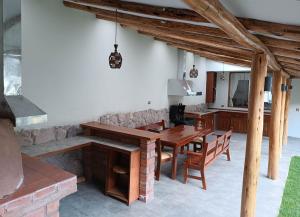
top-left (80, 122), bottom-right (161, 141)
top-left (159, 125), bottom-right (211, 147)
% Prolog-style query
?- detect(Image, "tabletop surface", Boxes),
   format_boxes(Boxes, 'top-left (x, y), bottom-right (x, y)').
top-left (81, 122), bottom-right (161, 141)
top-left (159, 125), bottom-right (210, 146)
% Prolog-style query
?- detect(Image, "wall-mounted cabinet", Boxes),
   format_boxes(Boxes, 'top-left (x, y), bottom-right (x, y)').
top-left (206, 72), bottom-right (217, 103)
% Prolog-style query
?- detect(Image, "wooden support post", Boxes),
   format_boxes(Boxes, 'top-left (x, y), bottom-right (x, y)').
top-left (279, 77), bottom-right (287, 155)
top-left (283, 79), bottom-right (292, 145)
top-left (241, 53), bottom-right (268, 217)
top-left (268, 72), bottom-right (283, 180)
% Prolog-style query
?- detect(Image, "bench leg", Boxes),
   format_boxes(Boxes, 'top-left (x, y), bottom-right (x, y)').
top-left (155, 141), bottom-right (162, 181)
top-left (200, 169), bottom-right (207, 190)
top-left (226, 149), bottom-right (231, 161)
top-left (180, 146), bottom-right (184, 154)
top-left (184, 163), bottom-right (188, 184)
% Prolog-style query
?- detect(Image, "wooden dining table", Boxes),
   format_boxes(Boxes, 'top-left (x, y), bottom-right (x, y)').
top-left (159, 125), bottom-right (211, 180)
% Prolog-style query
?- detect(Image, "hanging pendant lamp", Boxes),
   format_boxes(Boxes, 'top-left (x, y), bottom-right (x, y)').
top-left (109, 9), bottom-right (122, 69)
top-left (189, 55), bottom-right (198, 78)
top-left (189, 65), bottom-right (198, 78)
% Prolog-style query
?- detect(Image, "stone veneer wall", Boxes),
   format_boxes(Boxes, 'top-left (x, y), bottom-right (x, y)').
top-left (17, 108), bottom-right (169, 177)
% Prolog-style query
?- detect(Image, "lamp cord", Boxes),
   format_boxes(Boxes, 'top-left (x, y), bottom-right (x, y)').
top-left (115, 9), bottom-right (118, 45)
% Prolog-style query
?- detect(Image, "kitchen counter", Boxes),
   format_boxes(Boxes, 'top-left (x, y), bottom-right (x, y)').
top-left (185, 108), bottom-right (271, 136)
top-left (186, 108), bottom-right (271, 117)
top-left (208, 107), bottom-right (271, 114)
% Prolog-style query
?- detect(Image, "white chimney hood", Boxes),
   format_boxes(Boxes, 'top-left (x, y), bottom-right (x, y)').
top-left (168, 79), bottom-right (202, 96)
top-left (168, 50), bottom-right (202, 97)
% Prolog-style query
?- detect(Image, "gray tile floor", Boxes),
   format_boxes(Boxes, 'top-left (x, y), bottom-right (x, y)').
top-left (60, 134), bottom-right (300, 217)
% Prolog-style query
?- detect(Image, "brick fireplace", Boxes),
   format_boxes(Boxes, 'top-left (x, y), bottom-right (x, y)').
top-left (0, 155), bottom-right (77, 217)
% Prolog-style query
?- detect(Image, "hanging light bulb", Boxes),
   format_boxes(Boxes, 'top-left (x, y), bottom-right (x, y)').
top-left (189, 55), bottom-right (198, 78)
top-left (109, 9), bottom-right (122, 69)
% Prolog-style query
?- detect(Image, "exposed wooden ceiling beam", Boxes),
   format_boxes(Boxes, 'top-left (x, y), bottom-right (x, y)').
top-left (277, 56), bottom-right (300, 67)
top-left (183, 0), bottom-right (282, 73)
top-left (138, 32), bottom-right (252, 61)
top-left (285, 68), bottom-right (300, 77)
top-left (70, 0), bottom-right (208, 22)
top-left (258, 35), bottom-right (300, 52)
top-left (64, 0), bottom-right (294, 77)
top-left (94, 12), bottom-right (249, 51)
top-left (281, 63), bottom-right (300, 72)
top-left (270, 47), bottom-right (300, 61)
top-left (65, 1), bottom-right (300, 57)
top-left (73, 0), bottom-right (300, 42)
top-left (165, 42), bottom-right (251, 67)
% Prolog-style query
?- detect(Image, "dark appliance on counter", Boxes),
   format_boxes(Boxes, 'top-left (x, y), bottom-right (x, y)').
top-left (169, 104), bottom-right (194, 126)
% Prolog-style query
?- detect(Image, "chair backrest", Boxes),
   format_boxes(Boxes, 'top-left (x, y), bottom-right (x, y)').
top-left (216, 134), bottom-right (226, 155)
top-left (202, 139), bottom-right (218, 166)
top-left (195, 117), bottom-right (206, 129)
top-left (137, 120), bottom-right (166, 132)
top-left (223, 130), bottom-right (233, 150)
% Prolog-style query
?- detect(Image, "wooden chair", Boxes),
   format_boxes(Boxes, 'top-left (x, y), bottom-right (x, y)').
top-left (215, 130), bottom-right (232, 161)
top-left (137, 120), bottom-right (172, 181)
top-left (183, 130), bottom-right (232, 190)
top-left (191, 117), bottom-right (213, 153)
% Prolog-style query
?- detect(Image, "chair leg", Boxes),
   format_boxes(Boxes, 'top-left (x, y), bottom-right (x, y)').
top-left (226, 149), bottom-right (231, 161)
top-left (184, 163), bottom-right (188, 184)
top-left (155, 161), bottom-right (161, 181)
top-left (200, 169), bottom-right (207, 190)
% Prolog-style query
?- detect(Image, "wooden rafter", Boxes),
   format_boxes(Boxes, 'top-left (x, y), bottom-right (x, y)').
top-left (72, 0), bottom-right (300, 42)
top-left (63, 0), bottom-right (299, 76)
top-left (165, 42), bottom-right (251, 67)
top-left (183, 0), bottom-right (281, 72)
top-left (149, 35), bottom-right (252, 60)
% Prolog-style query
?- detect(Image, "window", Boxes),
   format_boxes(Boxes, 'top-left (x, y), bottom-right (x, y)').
top-left (228, 72), bottom-right (250, 108)
top-left (228, 71), bottom-right (272, 110)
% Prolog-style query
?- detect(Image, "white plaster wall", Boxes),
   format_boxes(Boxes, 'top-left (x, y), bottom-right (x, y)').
top-left (21, 0), bottom-right (178, 128)
top-left (288, 80), bottom-right (300, 138)
top-left (169, 52), bottom-right (207, 106)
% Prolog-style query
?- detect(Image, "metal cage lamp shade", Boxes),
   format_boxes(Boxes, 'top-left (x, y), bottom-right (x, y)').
top-left (109, 44), bottom-right (122, 69)
top-left (189, 65), bottom-right (198, 78)
top-left (109, 9), bottom-right (122, 69)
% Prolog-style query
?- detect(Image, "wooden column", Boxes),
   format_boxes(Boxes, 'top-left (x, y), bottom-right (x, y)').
top-left (283, 79), bottom-right (292, 145)
top-left (267, 72), bottom-right (283, 180)
top-left (241, 53), bottom-right (268, 217)
top-left (279, 77), bottom-right (287, 155)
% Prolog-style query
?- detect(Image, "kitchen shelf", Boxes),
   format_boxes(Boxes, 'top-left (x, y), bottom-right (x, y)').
top-left (113, 165), bottom-right (129, 175)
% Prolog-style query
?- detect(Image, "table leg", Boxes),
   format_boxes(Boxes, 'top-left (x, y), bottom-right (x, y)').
top-left (171, 147), bottom-right (178, 180)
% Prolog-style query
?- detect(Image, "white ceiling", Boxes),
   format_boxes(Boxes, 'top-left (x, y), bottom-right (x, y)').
top-left (126, 0), bottom-right (300, 25)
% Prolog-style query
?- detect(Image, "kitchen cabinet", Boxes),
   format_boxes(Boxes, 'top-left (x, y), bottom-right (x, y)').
top-left (201, 113), bottom-right (215, 130)
top-left (215, 111), bottom-right (270, 137)
top-left (206, 72), bottom-right (217, 103)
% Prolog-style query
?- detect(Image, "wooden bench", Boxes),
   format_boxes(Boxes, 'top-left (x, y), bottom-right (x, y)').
top-left (183, 130), bottom-right (232, 190)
